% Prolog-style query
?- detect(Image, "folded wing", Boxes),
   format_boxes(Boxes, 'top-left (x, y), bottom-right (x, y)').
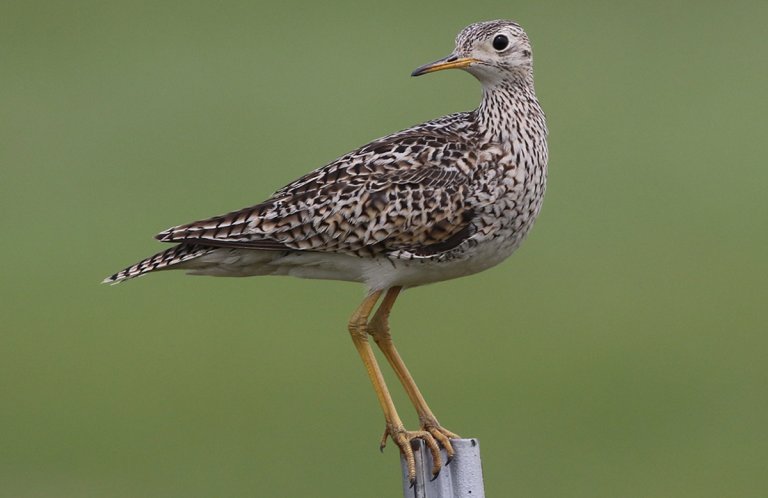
top-left (156, 128), bottom-right (478, 259)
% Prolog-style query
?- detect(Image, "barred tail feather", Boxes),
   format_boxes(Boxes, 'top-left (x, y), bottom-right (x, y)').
top-left (102, 244), bottom-right (212, 284)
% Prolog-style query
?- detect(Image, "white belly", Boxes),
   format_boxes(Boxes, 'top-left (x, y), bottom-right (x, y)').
top-left (181, 233), bottom-right (523, 291)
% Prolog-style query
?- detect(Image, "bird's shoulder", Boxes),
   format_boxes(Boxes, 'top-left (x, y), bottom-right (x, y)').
top-left (272, 111), bottom-right (478, 197)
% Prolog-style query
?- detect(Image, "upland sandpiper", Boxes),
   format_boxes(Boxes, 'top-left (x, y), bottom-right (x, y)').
top-left (105, 19), bottom-right (548, 482)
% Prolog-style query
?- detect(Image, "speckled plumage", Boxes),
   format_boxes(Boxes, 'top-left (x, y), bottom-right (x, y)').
top-left (105, 20), bottom-right (548, 292)
top-left (105, 19), bottom-right (550, 483)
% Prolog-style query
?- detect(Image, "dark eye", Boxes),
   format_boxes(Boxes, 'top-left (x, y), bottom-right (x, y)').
top-left (492, 34), bottom-right (509, 51)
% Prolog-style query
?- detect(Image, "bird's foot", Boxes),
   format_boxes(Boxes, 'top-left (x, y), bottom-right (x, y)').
top-left (422, 421), bottom-right (460, 465)
top-left (380, 423), bottom-right (459, 485)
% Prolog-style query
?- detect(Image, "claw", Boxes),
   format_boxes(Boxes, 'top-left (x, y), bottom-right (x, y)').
top-left (380, 423), bottom-right (459, 485)
top-left (379, 429), bottom-right (388, 453)
top-left (424, 423), bottom-right (458, 468)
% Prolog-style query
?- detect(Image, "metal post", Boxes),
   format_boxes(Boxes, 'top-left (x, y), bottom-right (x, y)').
top-left (401, 438), bottom-right (485, 498)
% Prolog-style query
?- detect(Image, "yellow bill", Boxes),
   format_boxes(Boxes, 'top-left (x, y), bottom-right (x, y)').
top-left (411, 55), bottom-right (479, 77)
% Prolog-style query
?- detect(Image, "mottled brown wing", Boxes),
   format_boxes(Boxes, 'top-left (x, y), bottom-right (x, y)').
top-left (367, 167), bottom-right (475, 256)
top-left (155, 165), bottom-right (474, 258)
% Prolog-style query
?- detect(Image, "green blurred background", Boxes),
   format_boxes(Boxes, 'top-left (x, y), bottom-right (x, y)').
top-left (2, 1), bottom-right (767, 496)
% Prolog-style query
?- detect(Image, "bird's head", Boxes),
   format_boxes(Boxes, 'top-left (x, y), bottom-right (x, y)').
top-left (411, 20), bottom-right (533, 86)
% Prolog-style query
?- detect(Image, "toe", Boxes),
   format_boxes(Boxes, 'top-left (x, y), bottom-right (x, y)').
top-left (427, 426), bottom-right (454, 458)
top-left (420, 432), bottom-right (443, 477)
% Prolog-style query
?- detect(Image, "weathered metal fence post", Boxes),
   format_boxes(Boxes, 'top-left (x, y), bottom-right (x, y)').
top-left (401, 439), bottom-right (485, 498)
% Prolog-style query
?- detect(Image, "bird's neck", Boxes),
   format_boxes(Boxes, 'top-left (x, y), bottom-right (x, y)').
top-left (475, 76), bottom-right (543, 143)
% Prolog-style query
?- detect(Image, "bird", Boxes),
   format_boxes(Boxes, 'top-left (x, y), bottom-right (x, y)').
top-left (104, 19), bottom-right (548, 483)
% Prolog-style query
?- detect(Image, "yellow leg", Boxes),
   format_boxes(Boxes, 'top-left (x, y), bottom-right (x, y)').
top-left (348, 291), bottom-right (442, 484)
top-left (368, 287), bottom-right (460, 462)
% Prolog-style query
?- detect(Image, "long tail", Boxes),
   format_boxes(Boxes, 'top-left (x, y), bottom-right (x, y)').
top-left (103, 243), bottom-right (212, 284)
